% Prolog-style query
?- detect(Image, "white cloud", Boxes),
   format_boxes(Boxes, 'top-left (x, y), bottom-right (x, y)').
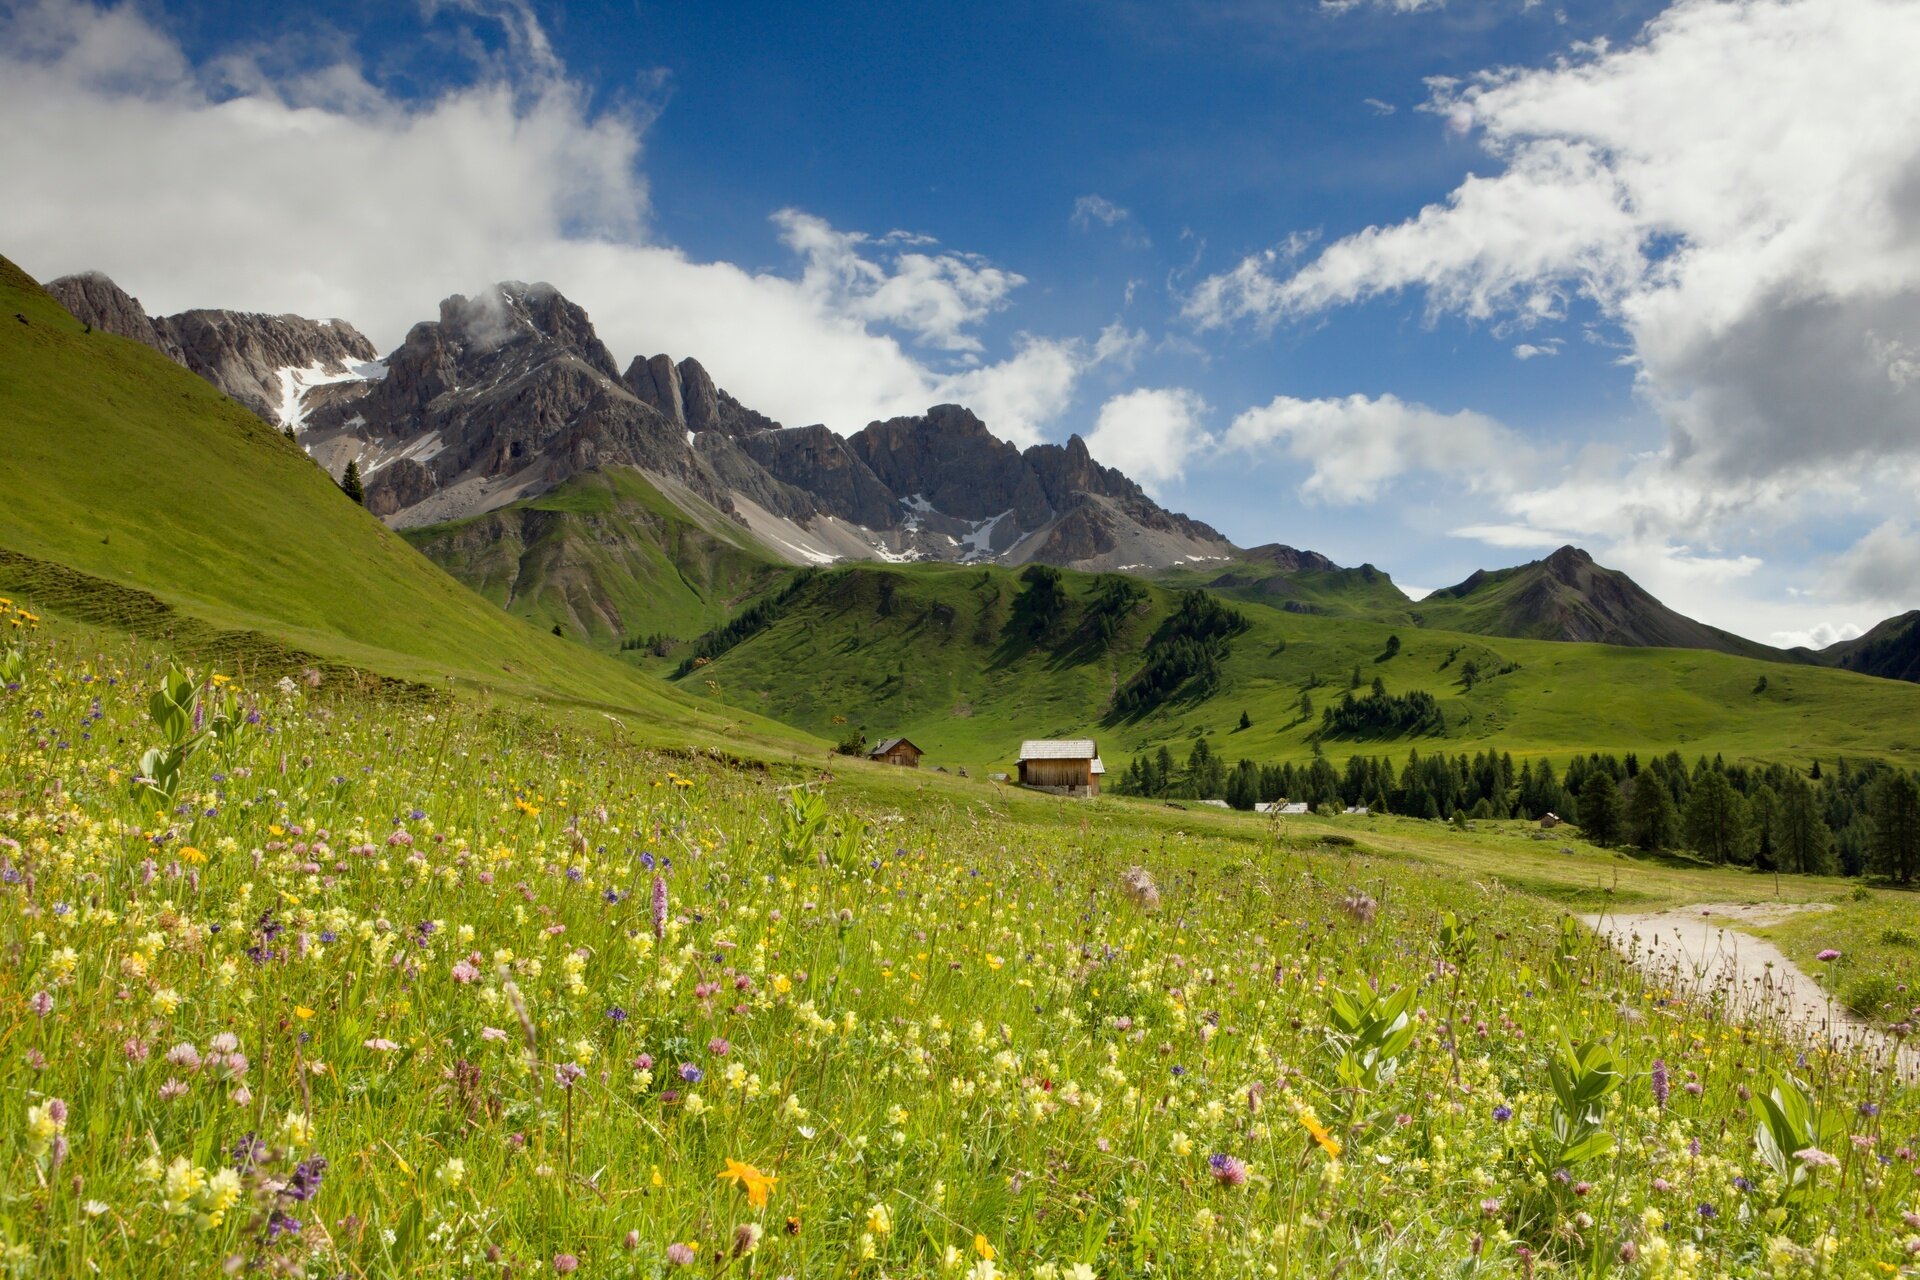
top-left (1320, 0), bottom-right (1446, 13)
top-left (1224, 392), bottom-right (1539, 504)
top-left (1071, 195), bottom-right (1129, 229)
top-left (1832, 520), bottom-right (1920, 611)
top-left (1362, 97), bottom-right (1397, 116)
top-left (1187, 0), bottom-right (1920, 527)
top-left (1450, 522), bottom-right (1575, 549)
top-left (1083, 388), bottom-right (1213, 494)
top-left (1771, 621), bottom-right (1863, 650)
top-left (1071, 193), bottom-right (1150, 249)
top-left (1512, 341), bottom-right (1559, 359)
top-left (0, 0), bottom-right (1099, 445)
top-left (772, 209), bottom-right (1023, 354)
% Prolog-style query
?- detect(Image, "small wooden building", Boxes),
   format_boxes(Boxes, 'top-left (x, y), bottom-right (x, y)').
top-left (1539, 812), bottom-right (1561, 829)
top-left (1015, 739), bottom-right (1103, 796)
top-left (867, 737), bottom-right (922, 768)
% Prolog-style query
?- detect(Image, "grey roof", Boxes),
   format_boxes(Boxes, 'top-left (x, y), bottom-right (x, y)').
top-left (1278, 802), bottom-right (1311, 815)
top-left (1090, 757), bottom-right (1106, 775)
top-left (1017, 738), bottom-right (1097, 761)
top-left (868, 737), bottom-right (918, 756)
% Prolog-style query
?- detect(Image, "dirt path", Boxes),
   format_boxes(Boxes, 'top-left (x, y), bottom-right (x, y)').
top-left (1582, 902), bottom-right (1919, 1082)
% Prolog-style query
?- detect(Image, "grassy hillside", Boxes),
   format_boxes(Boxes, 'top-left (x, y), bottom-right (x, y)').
top-left (5, 627), bottom-right (1915, 1276)
top-left (678, 561), bottom-right (1920, 772)
top-left (0, 254), bottom-right (810, 752)
top-left (1407, 545), bottom-right (1788, 662)
top-left (1151, 557), bottom-right (1414, 621)
top-left (404, 467), bottom-right (789, 651)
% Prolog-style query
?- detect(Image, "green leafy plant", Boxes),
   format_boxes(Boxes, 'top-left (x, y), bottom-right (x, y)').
top-left (1753, 1073), bottom-right (1842, 1205)
top-left (1322, 981), bottom-right (1417, 1132)
top-left (132, 664), bottom-right (247, 810)
top-left (1529, 1037), bottom-right (1621, 1174)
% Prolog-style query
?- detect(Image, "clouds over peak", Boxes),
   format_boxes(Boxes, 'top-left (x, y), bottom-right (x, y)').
top-left (0, 0), bottom-right (1117, 447)
top-left (1084, 388), bottom-right (1213, 494)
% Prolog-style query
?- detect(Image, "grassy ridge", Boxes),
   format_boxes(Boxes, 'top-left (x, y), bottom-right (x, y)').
top-left (404, 468), bottom-right (789, 651)
top-left (0, 255), bottom-right (811, 753)
top-left (679, 562), bottom-right (1920, 772)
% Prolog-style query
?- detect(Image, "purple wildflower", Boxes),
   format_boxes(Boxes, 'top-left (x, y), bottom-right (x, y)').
top-left (1208, 1153), bottom-right (1249, 1187)
top-left (678, 1063), bottom-right (703, 1084)
top-left (651, 874), bottom-right (668, 942)
top-left (1492, 1105), bottom-right (1513, 1123)
top-left (1651, 1058), bottom-right (1670, 1108)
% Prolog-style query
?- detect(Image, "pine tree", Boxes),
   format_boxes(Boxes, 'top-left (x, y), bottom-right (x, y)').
top-left (340, 460), bottom-right (365, 505)
top-left (1626, 775), bottom-right (1678, 851)
top-left (1238, 710), bottom-right (1252, 731)
top-left (1772, 779), bottom-right (1833, 874)
top-left (1868, 770), bottom-right (1920, 884)
top-left (1577, 772), bottom-right (1623, 846)
top-left (1682, 769), bottom-right (1748, 864)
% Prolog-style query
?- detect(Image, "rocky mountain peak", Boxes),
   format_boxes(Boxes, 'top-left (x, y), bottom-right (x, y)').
top-left (47, 269), bottom-right (377, 421)
top-left (437, 283), bottom-right (620, 382)
top-left (45, 271), bottom-right (184, 361)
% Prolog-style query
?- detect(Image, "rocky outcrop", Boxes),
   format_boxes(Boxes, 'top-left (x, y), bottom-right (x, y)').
top-left (157, 309), bottom-right (376, 421)
top-left (46, 270), bottom-right (376, 422)
top-left (45, 272), bottom-right (185, 361)
top-left (304, 282), bottom-right (703, 524)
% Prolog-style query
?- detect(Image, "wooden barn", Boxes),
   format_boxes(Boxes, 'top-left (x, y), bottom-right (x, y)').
top-left (1015, 739), bottom-right (1104, 796)
top-left (867, 737), bottom-right (922, 768)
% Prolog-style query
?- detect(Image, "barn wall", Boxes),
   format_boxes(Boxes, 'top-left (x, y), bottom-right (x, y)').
top-left (1020, 759), bottom-right (1091, 788)
top-left (879, 746), bottom-right (919, 767)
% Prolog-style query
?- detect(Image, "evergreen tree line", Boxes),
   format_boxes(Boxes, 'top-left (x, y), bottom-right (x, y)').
top-left (1110, 591), bottom-right (1248, 719)
top-left (1111, 742), bottom-right (1920, 882)
top-left (671, 570), bottom-right (819, 677)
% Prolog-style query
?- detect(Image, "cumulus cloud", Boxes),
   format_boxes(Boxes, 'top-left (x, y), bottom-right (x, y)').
top-left (1771, 621), bottom-right (1863, 650)
top-left (1083, 388), bottom-right (1213, 494)
top-left (0, 0), bottom-right (1102, 444)
top-left (1833, 520), bottom-right (1920, 610)
top-left (1224, 392), bottom-right (1539, 504)
top-left (1187, 0), bottom-right (1920, 520)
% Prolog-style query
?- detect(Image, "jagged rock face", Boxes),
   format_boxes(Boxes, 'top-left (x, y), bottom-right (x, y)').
top-left (45, 272), bottom-right (184, 361)
top-left (158, 309), bottom-right (376, 421)
top-left (625, 353), bottom-right (685, 426)
top-left (850, 405), bottom-right (1052, 525)
top-left (305, 282), bottom-right (702, 526)
top-left (734, 424), bottom-right (900, 528)
top-left (45, 270), bottom-right (377, 422)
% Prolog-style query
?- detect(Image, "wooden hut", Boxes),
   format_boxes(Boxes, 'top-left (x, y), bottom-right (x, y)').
top-left (1015, 739), bottom-right (1103, 796)
top-left (1539, 812), bottom-right (1561, 829)
top-left (867, 737), bottom-right (922, 768)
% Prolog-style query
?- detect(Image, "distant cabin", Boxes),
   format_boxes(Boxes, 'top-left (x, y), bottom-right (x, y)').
top-left (1342, 805), bottom-right (1370, 817)
top-left (867, 737), bottom-right (923, 768)
top-left (1255, 801), bottom-right (1311, 815)
top-left (1539, 812), bottom-right (1561, 829)
top-left (1015, 739), bottom-right (1104, 797)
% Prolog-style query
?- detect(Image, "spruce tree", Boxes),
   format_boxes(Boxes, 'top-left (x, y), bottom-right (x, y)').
top-left (340, 459), bottom-right (365, 505)
top-left (1682, 770), bottom-right (1748, 864)
top-left (1868, 770), bottom-right (1920, 884)
top-left (1772, 779), bottom-right (1833, 874)
top-left (1626, 775), bottom-right (1678, 851)
top-left (1577, 772), bottom-right (1623, 846)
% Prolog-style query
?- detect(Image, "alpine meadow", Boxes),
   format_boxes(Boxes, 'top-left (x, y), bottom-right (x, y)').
top-left (5, 2), bottom-right (1920, 1277)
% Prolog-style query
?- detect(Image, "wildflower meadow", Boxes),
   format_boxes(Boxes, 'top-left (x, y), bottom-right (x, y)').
top-left (2, 619), bottom-right (1919, 1277)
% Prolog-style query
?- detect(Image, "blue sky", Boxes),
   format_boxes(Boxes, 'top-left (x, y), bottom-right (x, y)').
top-left (4, 0), bottom-right (1919, 643)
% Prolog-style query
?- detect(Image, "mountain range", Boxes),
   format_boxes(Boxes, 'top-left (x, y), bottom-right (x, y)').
top-left (38, 264), bottom-right (1919, 682)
